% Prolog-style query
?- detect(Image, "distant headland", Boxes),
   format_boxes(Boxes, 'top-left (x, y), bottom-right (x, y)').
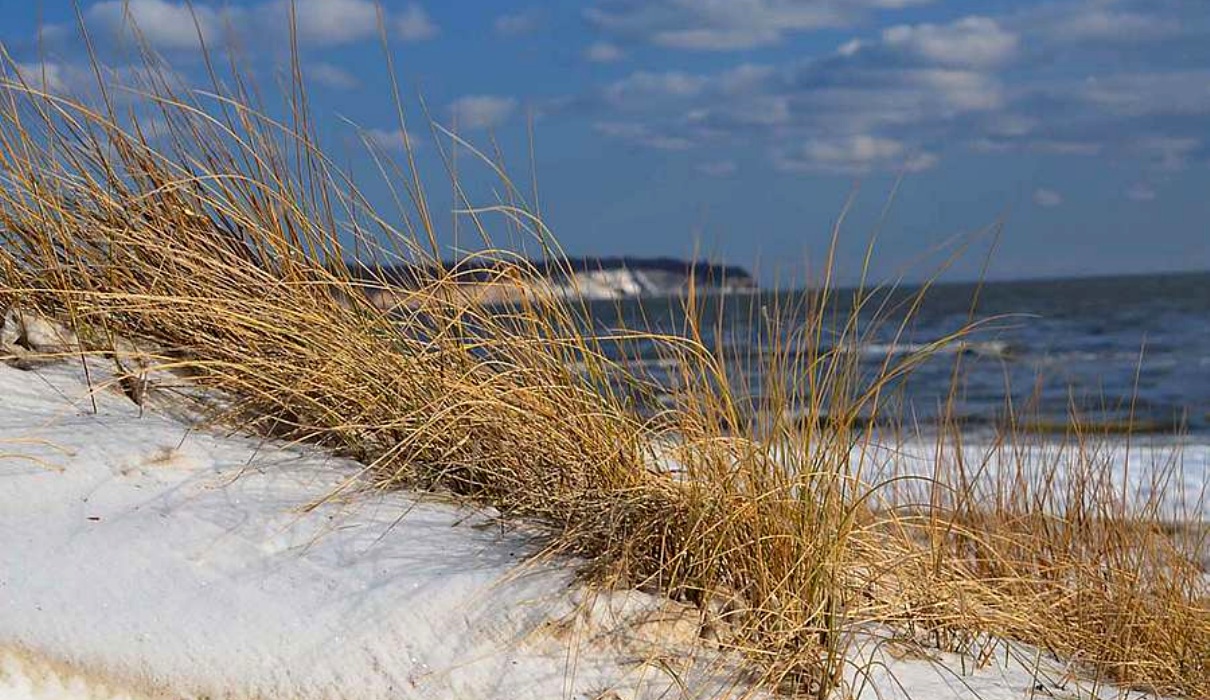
top-left (343, 256), bottom-right (757, 307)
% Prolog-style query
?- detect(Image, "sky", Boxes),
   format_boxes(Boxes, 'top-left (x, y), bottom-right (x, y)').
top-left (2, 0), bottom-right (1209, 284)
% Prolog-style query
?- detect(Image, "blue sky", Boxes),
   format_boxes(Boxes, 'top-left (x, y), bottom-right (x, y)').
top-left (3, 0), bottom-right (1209, 284)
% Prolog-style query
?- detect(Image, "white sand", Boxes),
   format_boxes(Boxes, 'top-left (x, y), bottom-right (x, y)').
top-left (0, 358), bottom-right (1180, 699)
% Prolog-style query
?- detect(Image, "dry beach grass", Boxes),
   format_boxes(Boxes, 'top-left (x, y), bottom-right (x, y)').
top-left (0, 29), bottom-right (1207, 698)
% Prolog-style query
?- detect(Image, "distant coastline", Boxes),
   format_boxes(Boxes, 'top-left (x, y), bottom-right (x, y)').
top-left (343, 256), bottom-right (758, 307)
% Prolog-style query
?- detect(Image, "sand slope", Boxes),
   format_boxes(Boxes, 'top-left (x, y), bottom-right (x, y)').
top-left (0, 360), bottom-right (755, 699)
top-left (0, 358), bottom-right (1177, 699)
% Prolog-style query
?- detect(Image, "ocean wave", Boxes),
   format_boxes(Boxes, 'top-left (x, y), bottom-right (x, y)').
top-left (845, 340), bottom-right (1016, 360)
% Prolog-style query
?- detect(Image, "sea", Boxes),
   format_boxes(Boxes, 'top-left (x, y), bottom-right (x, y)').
top-left (583, 270), bottom-right (1210, 440)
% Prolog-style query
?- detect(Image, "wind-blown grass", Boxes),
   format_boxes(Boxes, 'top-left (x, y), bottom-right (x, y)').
top-left (0, 31), bottom-right (1206, 698)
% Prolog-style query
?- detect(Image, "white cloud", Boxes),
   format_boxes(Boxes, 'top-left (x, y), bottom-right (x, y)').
top-left (611, 5), bottom-right (842, 50)
top-left (6, 60), bottom-right (184, 102)
top-left (673, 15), bottom-right (1009, 143)
top-left (581, 2), bottom-right (1204, 178)
top-left (594, 51), bottom-right (1008, 161)
top-left (449, 95), bottom-right (518, 130)
top-left (984, 113), bottom-right (1037, 138)
top-left (494, 10), bottom-right (541, 37)
top-left (774, 134), bottom-right (936, 173)
top-left (395, 3), bottom-right (438, 41)
top-left (975, 138), bottom-right (1103, 156)
top-left (903, 151), bottom-right (940, 172)
top-left (1082, 71), bottom-right (1210, 117)
top-left (911, 68), bottom-right (1005, 111)
top-left (882, 16), bottom-right (1018, 68)
top-left (605, 71), bottom-right (707, 106)
top-left (652, 26), bottom-right (799, 50)
top-left (694, 94), bottom-right (791, 126)
top-left (35, 23), bottom-right (71, 45)
top-left (970, 131), bottom-right (1202, 174)
top-left (773, 70), bottom-right (1003, 134)
top-left (1031, 140), bottom-right (1102, 156)
top-left (11, 61), bottom-right (69, 93)
top-left (1044, 9), bottom-right (1181, 42)
top-left (594, 122), bottom-right (696, 150)
top-left (87, 0), bottom-right (436, 50)
top-left (1032, 188), bottom-right (1063, 207)
top-left (279, 0), bottom-right (435, 44)
top-left (837, 38), bottom-right (863, 56)
top-left (587, 0), bottom-right (935, 51)
top-left (968, 138), bottom-right (1011, 154)
top-left (1127, 183), bottom-right (1157, 202)
top-left (698, 160), bottom-right (737, 176)
top-left (585, 41), bottom-right (625, 63)
top-left (308, 62), bottom-right (359, 90)
top-left (363, 127), bottom-right (420, 152)
top-left (717, 64), bottom-right (776, 94)
top-left (275, 0), bottom-right (378, 45)
top-left (87, 0), bottom-right (236, 51)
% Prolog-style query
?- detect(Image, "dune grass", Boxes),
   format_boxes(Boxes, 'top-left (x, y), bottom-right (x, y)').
top-left (0, 32), bottom-right (1207, 698)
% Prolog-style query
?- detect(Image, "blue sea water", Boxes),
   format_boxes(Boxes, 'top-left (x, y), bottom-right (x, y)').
top-left (584, 271), bottom-right (1210, 437)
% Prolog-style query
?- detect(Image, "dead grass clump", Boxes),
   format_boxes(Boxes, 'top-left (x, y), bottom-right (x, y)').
top-left (910, 434), bottom-right (1210, 696)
